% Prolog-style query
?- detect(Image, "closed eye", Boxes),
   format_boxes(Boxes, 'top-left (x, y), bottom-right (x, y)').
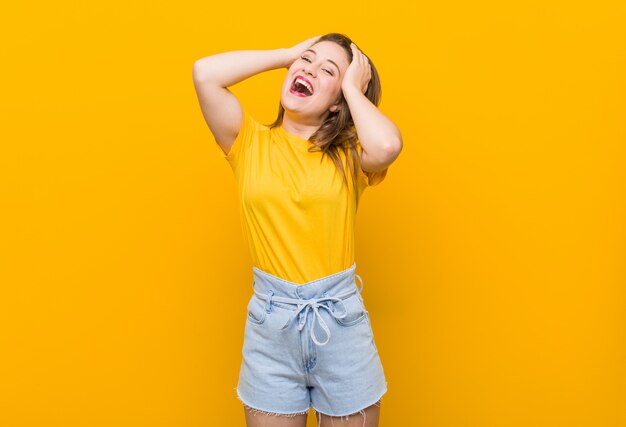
top-left (301, 56), bottom-right (334, 76)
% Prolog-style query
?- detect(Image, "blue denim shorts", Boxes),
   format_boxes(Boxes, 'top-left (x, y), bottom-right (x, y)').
top-left (235, 262), bottom-right (388, 417)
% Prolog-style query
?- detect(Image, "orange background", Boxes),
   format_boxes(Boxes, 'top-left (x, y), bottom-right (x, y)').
top-left (1, 0), bottom-right (625, 426)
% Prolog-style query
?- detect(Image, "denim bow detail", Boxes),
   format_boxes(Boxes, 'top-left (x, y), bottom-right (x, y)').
top-left (254, 288), bottom-right (357, 346)
top-left (280, 294), bottom-right (351, 346)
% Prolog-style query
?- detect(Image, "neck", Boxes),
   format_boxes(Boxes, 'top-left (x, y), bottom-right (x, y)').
top-left (281, 111), bottom-right (329, 139)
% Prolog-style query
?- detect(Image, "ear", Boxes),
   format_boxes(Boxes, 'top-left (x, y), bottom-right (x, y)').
top-left (329, 104), bottom-right (341, 113)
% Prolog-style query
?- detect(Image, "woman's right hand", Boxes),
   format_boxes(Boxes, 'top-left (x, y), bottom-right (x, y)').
top-left (283, 35), bottom-right (321, 68)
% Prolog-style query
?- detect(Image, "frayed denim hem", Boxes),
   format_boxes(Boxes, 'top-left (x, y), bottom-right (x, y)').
top-left (312, 392), bottom-right (385, 427)
top-left (235, 387), bottom-right (309, 417)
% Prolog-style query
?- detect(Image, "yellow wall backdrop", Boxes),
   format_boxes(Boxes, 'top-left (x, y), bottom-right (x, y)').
top-left (1, 0), bottom-right (625, 426)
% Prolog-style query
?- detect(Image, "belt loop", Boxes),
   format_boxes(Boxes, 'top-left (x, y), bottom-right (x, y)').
top-left (265, 290), bottom-right (274, 313)
top-left (355, 274), bottom-right (363, 293)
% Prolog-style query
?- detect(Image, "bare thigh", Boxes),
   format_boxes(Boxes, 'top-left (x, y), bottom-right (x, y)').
top-left (314, 401), bottom-right (381, 427)
top-left (243, 405), bottom-right (308, 427)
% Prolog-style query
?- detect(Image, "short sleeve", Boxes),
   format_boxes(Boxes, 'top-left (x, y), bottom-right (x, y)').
top-left (356, 141), bottom-right (388, 189)
top-left (223, 110), bottom-right (261, 171)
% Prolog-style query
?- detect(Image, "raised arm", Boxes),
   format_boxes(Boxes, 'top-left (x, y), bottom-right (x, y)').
top-left (192, 36), bottom-right (320, 155)
top-left (341, 43), bottom-right (403, 174)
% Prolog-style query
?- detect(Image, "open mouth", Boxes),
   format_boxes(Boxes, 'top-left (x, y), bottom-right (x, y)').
top-left (289, 76), bottom-right (314, 97)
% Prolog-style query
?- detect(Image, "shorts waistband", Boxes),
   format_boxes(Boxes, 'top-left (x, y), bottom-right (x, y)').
top-left (252, 262), bottom-right (361, 297)
top-left (251, 263), bottom-right (364, 346)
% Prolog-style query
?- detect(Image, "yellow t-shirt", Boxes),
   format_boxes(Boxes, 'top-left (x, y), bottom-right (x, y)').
top-left (223, 111), bottom-right (388, 284)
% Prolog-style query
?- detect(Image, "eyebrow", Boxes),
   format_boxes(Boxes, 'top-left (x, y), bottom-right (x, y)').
top-left (304, 49), bottom-right (341, 75)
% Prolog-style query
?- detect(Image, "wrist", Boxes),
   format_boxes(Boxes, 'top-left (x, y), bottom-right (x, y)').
top-left (342, 84), bottom-right (364, 98)
top-left (279, 48), bottom-right (297, 69)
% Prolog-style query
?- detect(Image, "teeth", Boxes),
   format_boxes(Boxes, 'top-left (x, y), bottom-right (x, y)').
top-left (294, 76), bottom-right (313, 94)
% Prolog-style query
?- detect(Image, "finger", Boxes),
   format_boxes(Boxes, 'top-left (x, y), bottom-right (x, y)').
top-left (351, 43), bottom-right (362, 61)
top-left (354, 50), bottom-right (362, 66)
top-left (354, 45), bottom-right (363, 61)
top-left (350, 43), bottom-right (358, 62)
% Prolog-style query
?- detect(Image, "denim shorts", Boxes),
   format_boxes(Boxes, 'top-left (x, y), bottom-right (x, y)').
top-left (235, 262), bottom-right (388, 417)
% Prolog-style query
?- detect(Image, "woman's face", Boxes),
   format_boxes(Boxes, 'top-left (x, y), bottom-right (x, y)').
top-left (280, 41), bottom-right (351, 122)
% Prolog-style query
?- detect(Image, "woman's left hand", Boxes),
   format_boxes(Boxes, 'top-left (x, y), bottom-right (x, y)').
top-left (342, 43), bottom-right (372, 95)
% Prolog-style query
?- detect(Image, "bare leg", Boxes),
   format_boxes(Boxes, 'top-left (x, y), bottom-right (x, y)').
top-left (243, 404), bottom-right (309, 427)
top-left (315, 400), bottom-right (382, 427)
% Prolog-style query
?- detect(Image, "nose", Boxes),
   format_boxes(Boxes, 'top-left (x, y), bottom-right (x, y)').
top-left (302, 63), bottom-right (316, 77)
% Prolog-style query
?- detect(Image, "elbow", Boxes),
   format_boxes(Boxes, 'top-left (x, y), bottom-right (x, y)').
top-left (192, 58), bottom-right (215, 83)
top-left (384, 135), bottom-right (403, 160)
top-left (192, 60), bottom-right (204, 82)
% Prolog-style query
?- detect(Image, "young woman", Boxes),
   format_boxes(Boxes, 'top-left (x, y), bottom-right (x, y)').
top-left (193, 33), bottom-right (402, 427)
